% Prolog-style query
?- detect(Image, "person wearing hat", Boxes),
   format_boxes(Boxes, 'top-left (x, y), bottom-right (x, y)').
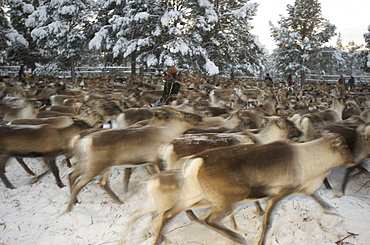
top-left (265, 73), bottom-right (273, 87)
top-left (160, 66), bottom-right (182, 104)
top-left (348, 76), bottom-right (355, 88)
top-left (338, 75), bottom-right (345, 85)
top-left (287, 74), bottom-right (293, 87)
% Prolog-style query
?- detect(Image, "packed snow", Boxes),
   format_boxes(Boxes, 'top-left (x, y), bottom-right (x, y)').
top-left (1, 155), bottom-right (370, 245)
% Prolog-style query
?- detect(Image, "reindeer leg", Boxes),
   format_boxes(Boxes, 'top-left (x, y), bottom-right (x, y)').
top-left (336, 166), bottom-right (357, 197)
top-left (45, 158), bottom-right (65, 188)
top-left (255, 200), bottom-right (265, 217)
top-left (65, 175), bottom-right (93, 213)
top-left (202, 206), bottom-right (246, 244)
top-left (63, 157), bottom-right (73, 168)
top-left (154, 198), bottom-right (201, 245)
top-left (100, 170), bottom-right (123, 204)
top-left (323, 178), bottom-right (332, 189)
top-left (153, 210), bottom-right (178, 245)
top-left (123, 168), bottom-right (132, 194)
top-left (355, 165), bottom-right (369, 176)
top-left (311, 193), bottom-right (338, 215)
top-left (15, 157), bottom-right (35, 175)
top-left (122, 206), bottom-right (157, 245)
top-left (124, 208), bottom-right (157, 245)
top-left (258, 191), bottom-right (292, 245)
top-left (69, 168), bottom-right (82, 192)
top-left (30, 169), bottom-right (50, 184)
top-left (0, 156), bottom-right (15, 189)
top-left (145, 165), bottom-right (156, 174)
top-left (185, 210), bottom-right (200, 222)
top-left (185, 207), bottom-right (239, 231)
top-left (68, 168), bottom-right (83, 205)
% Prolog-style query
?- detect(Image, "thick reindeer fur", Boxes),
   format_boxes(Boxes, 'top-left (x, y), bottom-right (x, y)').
top-left (154, 133), bottom-right (354, 245)
top-left (65, 109), bottom-right (202, 212)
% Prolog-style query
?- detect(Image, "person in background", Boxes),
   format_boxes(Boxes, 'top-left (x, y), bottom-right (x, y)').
top-left (287, 74), bottom-right (293, 87)
top-left (230, 71), bottom-right (235, 80)
top-left (18, 65), bottom-right (26, 83)
top-left (348, 76), bottom-right (355, 88)
top-left (338, 75), bottom-right (344, 85)
top-left (265, 73), bottom-right (273, 87)
top-left (159, 66), bottom-right (182, 105)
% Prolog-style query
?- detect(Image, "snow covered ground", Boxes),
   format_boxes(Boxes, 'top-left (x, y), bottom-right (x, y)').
top-left (1, 156), bottom-right (370, 245)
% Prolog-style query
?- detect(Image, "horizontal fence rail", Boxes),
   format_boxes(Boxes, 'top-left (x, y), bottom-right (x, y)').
top-left (1, 66), bottom-right (370, 83)
top-left (306, 74), bottom-right (370, 83)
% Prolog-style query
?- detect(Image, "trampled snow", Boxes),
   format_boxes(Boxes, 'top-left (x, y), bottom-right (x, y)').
top-left (0, 156), bottom-right (370, 245)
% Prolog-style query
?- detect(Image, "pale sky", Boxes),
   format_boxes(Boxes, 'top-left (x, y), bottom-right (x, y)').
top-left (250, 0), bottom-right (370, 53)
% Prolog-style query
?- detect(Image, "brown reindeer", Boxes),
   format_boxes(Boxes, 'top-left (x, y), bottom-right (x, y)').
top-left (152, 133), bottom-right (353, 245)
top-left (65, 108), bottom-right (202, 212)
top-left (0, 119), bottom-right (92, 189)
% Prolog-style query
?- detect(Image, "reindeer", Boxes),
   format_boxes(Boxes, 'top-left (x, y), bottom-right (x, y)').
top-left (291, 98), bottom-right (345, 142)
top-left (7, 116), bottom-right (77, 168)
top-left (115, 108), bottom-right (158, 128)
top-left (0, 119), bottom-right (92, 189)
top-left (183, 110), bottom-right (247, 134)
top-left (9, 115), bottom-right (74, 128)
top-left (160, 117), bottom-right (302, 170)
top-left (64, 109), bottom-right (202, 212)
top-left (239, 87), bottom-right (263, 108)
top-left (150, 133), bottom-right (353, 245)
top-left (2, 100), bottom-right (38, 122)
top-left (323, 123), bottom-right (370, 196)
top-left (36, 107), bottom-right (104, 127)
top-left (67, 107), bottom-right (175, 195)
top-left (49, 94), bottom-right (80, 106)
top-left (124, 117), bottom-right (302, 243)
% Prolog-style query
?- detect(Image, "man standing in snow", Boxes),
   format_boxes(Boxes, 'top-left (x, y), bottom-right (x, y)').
top-left (160, 66), bottom-right (182, 105)
top-left (338, 75), bottom-right (345, 85)
top-left (18, 65), bottom-right (26, 84)
top-left (265, 73), bottom-right (273, 87)
top-left (287, 74), bottom-right (293, 87)
top-left (348, 76), bottom-right (355, 90)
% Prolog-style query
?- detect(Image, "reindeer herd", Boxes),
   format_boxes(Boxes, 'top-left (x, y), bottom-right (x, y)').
top-left (1, 74), bottom-right (370, 244)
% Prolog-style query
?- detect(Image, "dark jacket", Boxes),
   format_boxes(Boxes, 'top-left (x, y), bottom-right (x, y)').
top-left (18, 66), bottom-right (25, 78)
top-left (348, 77), bottom-right (355, 86)
top-left (163, 74), bottom-right (181, 95)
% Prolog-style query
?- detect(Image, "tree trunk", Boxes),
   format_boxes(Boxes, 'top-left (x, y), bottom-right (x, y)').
top-left (300, 70), bottom-right (305, 86)
top-left (131, 52), bottom-right (136, 76)
top-left (139, 66), bottom-right (144, 76)
top-left (70, 57), bottom-right (75, 84)
top-left (213, 74), bottom-right (219, 84)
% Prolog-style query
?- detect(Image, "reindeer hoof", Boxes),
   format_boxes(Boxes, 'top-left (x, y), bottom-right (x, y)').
top-left (324, 205), bottom-right (340, 216)
top-left (6, 184), bottom-right (16, 189)
top-left (58, 183), bottom-right (66, 188)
